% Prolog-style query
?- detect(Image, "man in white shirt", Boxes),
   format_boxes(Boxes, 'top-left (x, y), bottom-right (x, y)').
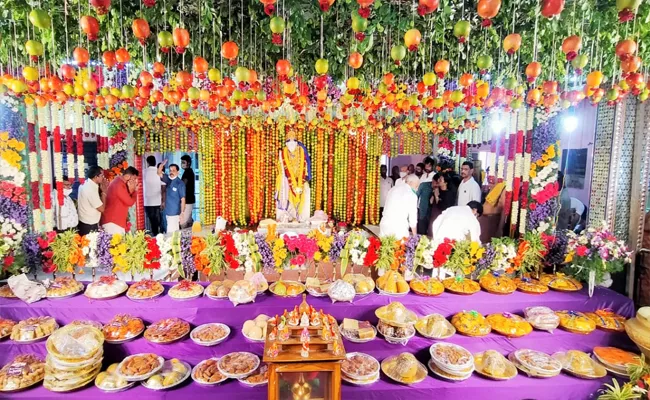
top-left (457, 161), bottom-right (482, 206)
top-left (394, 166), bottom-right (409, 186)
top-left (53, 176), bottom-right (78, 231)
top-left (379, 165), bottom-right (393, 218)
top-left (143, 155), bottom-right (166, 235)
top-left (379, 174), bottom-right (420, 240)
top-left (77, 166), bottom-right (107, 236)
top-left (430, 201), bottom-right (483, 278)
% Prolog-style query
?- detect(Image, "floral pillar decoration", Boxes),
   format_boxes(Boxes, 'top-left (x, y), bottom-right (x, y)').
top-left (37, 104), bottom-right (54, 231)
top-left (510, 109), bottom-right (526, 236)
top-left (26, 104), bottom-right (41, 231)
top-left (519, 108), bottom-right (534, 235)
top-left (502, 111), bottom-right (517, 225)
top-left (64, 103), bottom-right (75, 181)
top-left (135, 154), bottom-right (145, 231)
top-left (51, 103), bottom-right (63, 207)
top-left (77, 111), bottom-right (85, 183)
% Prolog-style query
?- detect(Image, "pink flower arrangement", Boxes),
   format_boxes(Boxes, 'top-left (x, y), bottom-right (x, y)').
top-left (284, 234), bottom-right (319, 260)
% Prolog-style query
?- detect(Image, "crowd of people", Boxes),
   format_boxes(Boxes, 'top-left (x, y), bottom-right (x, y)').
top-left (53, 154), bottom-right (196, 236)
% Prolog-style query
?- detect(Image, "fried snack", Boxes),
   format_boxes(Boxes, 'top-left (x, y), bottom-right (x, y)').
top-left (144, 318), bottom-right (190, 343)
top-left (0, 284), bottom-right (16, 298)
top-left (102, 314), bottom-right (145, 342)
top-left (67, 320), bottom-right (103, 330)
top-left (376, 270), bottom-right (409, 294)
top-left (451, 311), bottom-right (491, 337)
top-left (409, 278), bottom-right (444, 296)
top-left (513, 277), bottom-right (549, 294)
top-left (11, 316), bottom-right (58, 342)
top-left (556, 350), bottom-right (604, 377)
top-left (486, 313), bottom-right (533, 338)
top-left (342, 274), bottom-right (375, 294)
top-left (584, 310), bottom-right (626, 332)
top-left (46, 277), bottom-right (83, 298)
top-left (513, 349), bottom-right (562, 375)
top-left (0, 354), bottom-right (45, 391)
top-left (555, 310), bottom-right (596, 334)
top-left (442, 277), bottom-right (481, 295)
top-left (217, 352), bottom-right (259, 378)
top-left (593, 347), bottom-right (642, 370)
top-left (0, 318), bottom-right (16, 338)
top-left (118, 354), bottom-right (162, 379)
top-left (191, 324), bottom-right (229, 344)
top-left (415, 314), bottom-right (455, 339)
top-left (430, 343), bottom-right (473, 371)
top-left (192, 359), bottom-right (226, 384)
top-left (377, 320), bottom-right (415, 339)
top-left (95, 363), bottom-right (129, 391)
top-left (126, 280), bottom-right (164, 300)
top-left (168, 281), bottom-right (204, 299)
top-left (205, 280), bottom-right (235, 298)
top-left (342, 353), bottom-right (379, 379)
top-left (241, 364), bottom-right (268, 385)
top-left (84, 276), bottom-right (128, 299)
top-left (479, 273), bottom-right (516, 295)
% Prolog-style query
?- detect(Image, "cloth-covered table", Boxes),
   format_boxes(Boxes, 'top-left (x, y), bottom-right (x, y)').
top-left (0, 283), bottom-right (636, 400)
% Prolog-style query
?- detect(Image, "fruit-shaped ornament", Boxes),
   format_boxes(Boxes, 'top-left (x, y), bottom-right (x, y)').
top-left (476, 55), bottom-right (493, 74)
top-left (260, 0), bottom-right (277, 16)
top-left (357, 0), bottom-right (373, 18)
top-left (617, 0), bottom-right (642, 22)
top-left (615, 39), bottom-right (637, 61)
top-left (158, 31), bottom-right (173, 53)
top-left (435, 59), bottom-right (450, 78)
top-left (541, 0), bottom-right (564, 18)
top-left (319, 0), bottom-right (335, 12)
top-left (221, 41), bottom-right (239, 65)
top-left (543, 80), bottom-right (558, 95)
top-left (276, 59), bottom-right (291, 77)
top-left (270, 16), bottom-right (285, 45)
top-left (81, 16), bottom-right (100, 41)
top-left (173, 27), bottom-right (190, 54)
top-left (459, 73), bottom-right (474, 87)
top-left (454, 21), bottom-right (471, 43)
top-left (503, 76), bottom-right (518, 91)
top-left (347, 77), bottom-right (361, 91)
top-left (525, 62), bottom-right (541, 82)
top-left (503, 33), bottom-right (521, 55)
top-left (153, 62), bottom-right (166, 79)
top-left (193, 56), bottom-right (208, 78)
top-left (139, 71), bottom-right (153, 88)
top-left (423, 72), bottom-right (437, 87)
top-left (132, 19), bottom-right (150, 45)
top-left (235, 67), bottom-right (250, 86)
top-left (639, 87), bottom-right (650, 102)
top-left (90, 0), bottom-right (111, 15)
top-left (404, 29), bottom-right (422, 51)
top-left (526, 88), bottom-right (542, 106)
top-left (176, 71), bottom-right (193, 88)
top-left (561, 35), bottom-right (581, 61)
top-left (22, 67), bottom-right (39, 82)
top-left (571, 54), bottom-right (588, 74)
top-left (29, 9), bottom-right (51, 30)
top-left (115, 48), bottom-right (130, 69)
top-left (391, 45), bottom-right (406, 65)
top-left (208, 68), bottom-right (221, 83)
top-left (348, 52), bottom-right (363, 69)
top-left (102, 51), bottom-right (117, 70)
top-left (621, 56), bottom-right (642, 74)
top-left (352, 12), bottom-right (369, 41)
top-left (25, 40), bottom-right (44, 62)
top-left (586, 71), bottom-right (604, 88)
top-left (315, 59), bottom-right (329, 75)
top-left (477, 0), bottom-right (501, 27)
top-left (73, 47), bottom-right (90, 68)
top-left (60, 64), bottom-right (76, 82)
top-left (417, 0), bottom-right (439, 16)
top-left (606, 87), bottom-right (620, 103)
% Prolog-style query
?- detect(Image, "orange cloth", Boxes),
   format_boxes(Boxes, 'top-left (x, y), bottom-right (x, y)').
top-left (100, 177), bottom-right (136, 229)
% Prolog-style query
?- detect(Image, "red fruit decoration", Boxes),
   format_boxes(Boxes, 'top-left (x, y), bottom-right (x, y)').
top-left (132, 19), bottom-right (150, 45)
top-left (525, 62), bottom-right (542, 83)
top-left (561, 35), bottom-right (581, 61)
top-left (193, 56), bottom-right (208, 78)
top-left (60, 64), bottom-right (76, 82)
top-left (260, 0), bottom-right (277, 16)
top-left (221, 41), bottom-right (239, 66)
top-left (348, 52), bottom-right (363, 69)
top-left (143, 0), bottom-right (155, 7)
top-left (73, 47), bottom-right (90, 67)
top-left (102, 51), bottom-right (117, 70)
top-left (404, 29), bottom-right (422, 52)
top-left (417, 0), bottom-right (439, 16)
top-left (503, 33), bottom-right (521, 55)
top-left (617, 0), bottom-right (642, 23)
top-left (80, 16), bottom-right (100, 41)
top-left (434, 59), bottom-right (450, 78)
top-left (139, 71), bottom-right (153, 88)
top-left (115, 47), bottom-right (130, 69)
top-left (90, 0), bottom-right (111, 15)
top-left (540, 0), bottom-right (564, 18)
top-left (319, 0), bottom-right (335, 12)
top-left (173, 27), bottom-right (190, 54)
top-left (615, 39), bottom-right (637, 61)
top-left (175, 71), bottom-right (192, 88)
top-left (477, 0), bottom-right (501, 27)
top-left (276, 59), bottom-right (291, 77)
top-left (621, 56), bottom-right (642, 74)
top-left (152, 62), bottom-right (165, 79)
top-left (357, 0), bottom-right (373, 18)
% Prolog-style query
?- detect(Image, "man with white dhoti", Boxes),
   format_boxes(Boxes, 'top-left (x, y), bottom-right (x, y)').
top-left (379, 174), bottom-right (420, 240)
top-left (429, 201), bottom-right (483, 279)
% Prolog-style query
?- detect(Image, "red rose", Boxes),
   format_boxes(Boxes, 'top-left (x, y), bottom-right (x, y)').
top-left (576, 246), bottom-right (589, 257)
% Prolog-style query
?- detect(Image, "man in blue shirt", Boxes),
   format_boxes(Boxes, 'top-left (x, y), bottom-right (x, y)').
top-left (158, 160), bottom-right (186, 233)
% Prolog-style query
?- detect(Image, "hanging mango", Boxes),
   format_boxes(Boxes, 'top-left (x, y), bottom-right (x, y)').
top-left (417, 0), bottom-right (439, 16)
top-left (260, 0), bottom-right (277, 16)
top-left (357, 0), bottom-right (373, 18)
top-left (352, 12), bottom-right (368, 41)
top-left (503, 33), bottom-right (521, 55)
top-left (270, 16), bottom-right (285, 46)
top-left (314, 59), bottom-right (329, 75)
top-left (391, 45), bottom-right (406, 65)
top-left (348, 52), bottom-right (363, 69)
top-left (525, 62), bottom-right (541, 83)
top-left (173, 27), bottom-right (190, 54)
top-left (29, 9), bottom-right (51, 30)
top-left (434, 59), bottom-right (450, 78)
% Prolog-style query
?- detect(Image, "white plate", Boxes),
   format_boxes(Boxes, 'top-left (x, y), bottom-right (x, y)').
top-left (13, 323), bottom-right (59, 344)
top-left (428, 359), bottom-right (473, 381)
top-left (342, 352), bottom-right (380, 381)
top-left (429, 343), bottom-right (474, 372)
top-left (104, 329), bottom-right (144, 344)
top-left (95, 381), bottom-right (135, 393)
top-left (306, 287), bottom-right (328, 297)
top-left (191, 358), bottom-right (229, 386)
top-left (190, 323), bottom-right (230, 346)
top-left (377, 325), bottom-right (415, 345)
top-left (126, 291), bottom-right (163, 302)
top-left (339, 325), bottom-right (377, 343)
top-left (140, 361), bottom-right (191, 390)
top-left (47, 286), bottom-right (84, 299)
top-left (237, 364), bottom-right (268, 387)
top-left (342, 371), bottom-right (379, 386)
top-left (242, 330), bottom-right (266, 343)
top-left (376, 287), bottom-right (409, 297)
top-left (116, 354), bottom-right (165, 382)
top-left (217, 352), bottom-right (260, 379)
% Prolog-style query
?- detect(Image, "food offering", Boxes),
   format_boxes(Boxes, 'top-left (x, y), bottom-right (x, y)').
top-left (217, 352), bottom-right (260, 379)
top-left (584, 310), bottom-right (626, 332)
top-left (451, 311), bottom-right (491, 337)
top-left (429, 342), bottom-right (474, 381)
top-left (190, 323), bottom-right (230, 346)
top-left (228, 280), bottom-right (258, 306)
top-left (168, 280), bottom-right (204, 300)
top-left (415, 314), bottom-right (455, 340)
top-left (539, 273), bottom-right (583, 292)
top-left (509, 349), bottom-right (562, 378)
top-left (0, 284), bottom-right (17, 298)
top-left (117, 353), bottom-right (164, 382)
top-left (242, 314), bottom-right (270, 342)
top-left (244, 271), bottom-right (269, 293)
top-left (327, 279), bottom-right (356, 303)
top-left (442, 277), bottom-right (481, 295)
top-left (486, 313), bottom-right (533, 338)
top-left (474, 350), bottom-right (517, 381)
top-left (552, 350), bottom-right (607, 379)
top-left (340, 318), bottom-right (376, 343)
top-left (191, 358), bottom-right (227, 385)
top-left (95, 363), bottom-right (133, 392)
top-left (126, 280), bottom-right (164, 301)
top-left (555, 311), bottom-right (596, 334)
top-left (205, 279), bottom-right (235, 299)
top-left (44, 325), bottom-right (104, 392)
top-left (46, 277), bottom-right (84, 299)
top-left (592, 347), bottom-right (641, 376)
top-left (376, 270), bottom-right (410, 296)
top-left (341, 353), bottom-right (379, 385)
top-left (142, 359), bottom-right (191, 390)
top-left (377, 320), bottom-right (415, 345)
top-left (524, 306), bottom-right (560, 332)
top-left (269, 280), bottom-right (305, 297)
top-left (11, 316), bottom-right (58, 343)
top-left (67, 320), bottom-right (103, 330)
top-left (144, 318), bottom-right (190, 344)
top-left (409, 277), bottom-right (444, 297)
top-left (513, 276), bottom-right (549, 294)
top-left (0, 354), bottom-right (45, 392)
top-left (84, 276), bottom-right (128, 300)
top-left (102, 314), bottom-right (145, 343)
top-left (305, 277), bottom-right (331, 297)
top-left (342, 274), bottom-right (375, 295)
top-left (0, 318), bottom-right (16, 339)
top-left (375, 302), bottom-right (417, 345)
top-left (381, 353), bottom-right (427, 385)
top-left (238, 363), bottom-right (269, 387)
top-left (479, 273), bottom-right (516, 295)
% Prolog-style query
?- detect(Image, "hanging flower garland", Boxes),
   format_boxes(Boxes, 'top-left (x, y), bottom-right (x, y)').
top-left (108, 126), bottom-right (129, 180)
top-left (51, 103), bottom-right (64, 207)
top-left (37, 104), bottom-right (53, 231)
top-left (528, 141), bottom-right (560, 233)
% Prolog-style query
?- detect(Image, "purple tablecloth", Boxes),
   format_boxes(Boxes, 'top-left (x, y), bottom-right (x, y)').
top-left (0, 283), bottom-right (636, 400)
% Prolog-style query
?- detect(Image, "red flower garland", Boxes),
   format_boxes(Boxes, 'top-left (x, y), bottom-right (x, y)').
top-left (363, 236), bottom-right (381, 267)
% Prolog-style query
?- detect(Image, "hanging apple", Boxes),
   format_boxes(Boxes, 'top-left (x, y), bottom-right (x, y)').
top-left (561, 35), bottom-right (581, 61)
top-left (503, 33), bottom-right (521, 55)
top-left (158, 31), bottom-right (173, 53)
top-left (173, 27), bottom-right (190, 54)
top-left (315, 59), bottom-right (329, 75)
top-left (102, 51), bottom-right (117, 70)
top-left (132, 19), bottom-right (150, 45)
top-left (616, 0), bottom-right (642, 22)
top-left (90, 0), bottom-right (111, 15)
top-left (153, 62), bottom-right (166, 79)
top-left (73, 47), bottom-right (90, 67)
top-left (417, 0), bottom-right (439, 16)
top-left (541, 0), bottom-right (564, 18)
top-left (404, 29), bottom-right (422, 51)
top-left (115, 48), bottom-right (130, 69)
top-left (352, 12), bottom-right (369, 41)
top-left (29, 9), bottom-right (51, 30)
top-left (453, 21), bottom-right (471, 43)
top-left (270, 16), bottom-right (285, 45)
top-left (276, 59), bottom-right (291, 76)
top-left (458, 73), bottom-right (473, 87)
top-left (25, 40), bottom-right (44, 62)
top-left (621, 56), bottom-right (642, 74)
top-left (476, 55), bottom-right (493, 73)
top-left (193, 56), bottom-right (208, 77)
top-left (477, 0), bottom-right (501, 27)
top-left (390, 45), bottom-right (406, 65)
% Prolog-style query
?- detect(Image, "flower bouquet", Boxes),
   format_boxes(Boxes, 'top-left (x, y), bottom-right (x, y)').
top-left (564, 223), bottom-right (631, 297)
top-left (339, 230), bottom-right (369, 276)
top-left (510, 232), bottom-right (548, 277)
top-left (50, 231), bottom-right (88, 276)
top-left (283, 234), bottom-right (318, 281)
top-left (374, 235), bottom-right (398, 274)
top-left (233, 231), bottom-right (261, 273)
top-left (413, 235), bottom-right (436, 273)
top-left (307, 229), bottom-right (334, 278)
top-left (121, 231), bottom-right (150, 278)
top-left (445, 238), bottom-right (485, 277)
top-left (143, 235), bottom-right (162, 279)
top-left (36, 231), bottom-right (57, 274)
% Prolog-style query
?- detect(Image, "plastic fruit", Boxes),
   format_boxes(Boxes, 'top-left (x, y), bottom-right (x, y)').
top-left (348, 52), bottom-right (363, 69)
top-left (315, 59), bottom-right (329, 75)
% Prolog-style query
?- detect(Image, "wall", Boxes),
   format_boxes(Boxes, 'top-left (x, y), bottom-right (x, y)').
top-left (389, 154), bottom-right (431, 170)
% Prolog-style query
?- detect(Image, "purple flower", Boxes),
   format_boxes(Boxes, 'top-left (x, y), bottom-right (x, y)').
top-left (109, 150), bottom-right (128, 169)
top-left (0, 196), bottom-right (28, 226)
top-left (532, 116), bottom-right (559, 161)
top-left (329, 232), bottom-right (348, 262)
top-left (21, 233), bottom-right (40, 275)
top-left (0, 103), bottom-right (26, 140)
top-left (545, 229), bottom-right (568, 266)
top-left (476, 242), bottom-right (496, 274)
top-left (255, 233), bottom-right (275, 274)
top-left (96, 230), bottom-right (113, 271)
top-left (527, 198), bottom-right (557, 231)
top-left (403, 235), bottom-right (420, 270)
top-left (180, 231), bottom-right (195, 277)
